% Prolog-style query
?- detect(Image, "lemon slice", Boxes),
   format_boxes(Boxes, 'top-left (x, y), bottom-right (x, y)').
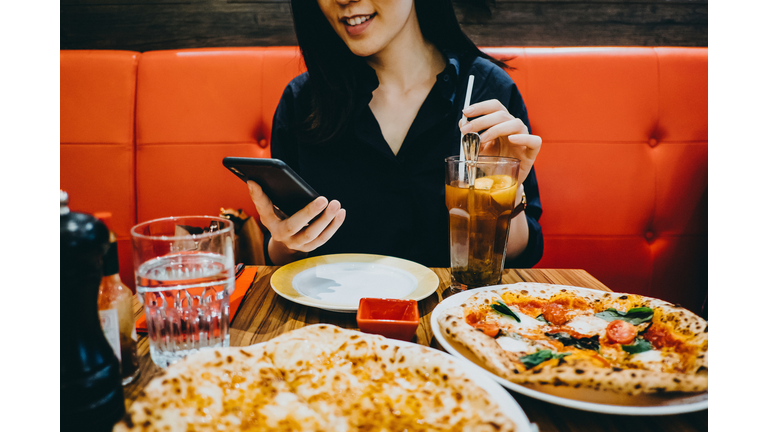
top-left (474, 177), bottom-right (494, 190)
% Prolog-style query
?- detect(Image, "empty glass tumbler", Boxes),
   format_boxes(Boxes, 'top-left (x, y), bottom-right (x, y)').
top-left (131, 216), bottom-right (235, 368)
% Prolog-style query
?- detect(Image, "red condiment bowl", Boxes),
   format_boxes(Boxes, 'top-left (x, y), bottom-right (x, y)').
top-left (356, 298), bottom-right (420, 341)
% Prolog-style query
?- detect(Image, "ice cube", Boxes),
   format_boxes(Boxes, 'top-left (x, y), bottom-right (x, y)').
top-left (489, 175), bottom-right (514, 190)
top-left (473, 177), bottom-right (494, 190)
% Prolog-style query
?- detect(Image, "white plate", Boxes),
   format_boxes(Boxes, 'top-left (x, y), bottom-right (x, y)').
top-left (430, 284), bottom-right (709, 415)
top-left (270, 254), bottom-right (440, 312)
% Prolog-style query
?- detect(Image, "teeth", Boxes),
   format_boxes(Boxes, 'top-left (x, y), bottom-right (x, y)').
top-left (347, 15), bottom-right (370, 26)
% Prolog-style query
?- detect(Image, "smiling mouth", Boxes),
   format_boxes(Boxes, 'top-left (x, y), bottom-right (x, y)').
top-left (343, 13), bottom-right (376, 27)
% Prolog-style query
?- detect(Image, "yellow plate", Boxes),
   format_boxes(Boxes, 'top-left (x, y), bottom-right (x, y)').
top-left (271, 254), bottom-right (440, 312)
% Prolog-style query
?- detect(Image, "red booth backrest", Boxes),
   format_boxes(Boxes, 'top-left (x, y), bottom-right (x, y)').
top-left (60, 47), bottom-right (707, 313)
top-left (134, 47), bottom-right (306, 224)
top-left (60, 50), bottom-right (139, 287)
top-left (507, 48), bottom-right (707, 311)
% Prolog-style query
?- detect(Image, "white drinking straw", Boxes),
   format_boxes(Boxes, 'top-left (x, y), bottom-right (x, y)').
top-left (459, 75), bottom-right (476, 162)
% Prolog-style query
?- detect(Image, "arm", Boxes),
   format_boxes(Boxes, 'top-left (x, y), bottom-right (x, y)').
top-left (504, 166), bottom-right (543, 267)
top-left (459, 87), bottom-right (543, 266)
top-left (250, 81), bottom-right (346, 266)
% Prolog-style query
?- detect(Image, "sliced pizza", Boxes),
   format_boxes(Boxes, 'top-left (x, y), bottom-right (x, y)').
top-left (437, 283), bottom-right (707, 395)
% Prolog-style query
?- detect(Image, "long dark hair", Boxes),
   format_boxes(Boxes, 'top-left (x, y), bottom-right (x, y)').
top-left (290, 0), bottom-right (505, 144)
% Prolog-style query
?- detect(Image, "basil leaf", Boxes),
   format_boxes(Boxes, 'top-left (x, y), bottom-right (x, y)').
top-left (536, 314), bottom-right (551, 324)
top-left (622, 338), bottom-right (653, 354)
top-left (520, 350), bottom-right (571, 369)
top-left (595, 307), bottom-right (654, 325)
top-left (491, 301), bottom-right (521, 323)
top-left (545, 332), bottom-right (601, 352)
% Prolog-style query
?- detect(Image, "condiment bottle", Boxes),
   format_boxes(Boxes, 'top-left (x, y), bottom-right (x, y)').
top-left (60, 191), bottom-right (125, 431)
top-left (94, 212), bottom-right (139, 385)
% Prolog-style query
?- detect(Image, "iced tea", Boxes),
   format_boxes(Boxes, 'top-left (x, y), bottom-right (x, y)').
top-left (445, 156), bottom-right (520, 291)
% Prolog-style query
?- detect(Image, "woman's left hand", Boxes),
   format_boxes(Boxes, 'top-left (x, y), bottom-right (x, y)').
top-left (460, 99), bottom-right (542, 184)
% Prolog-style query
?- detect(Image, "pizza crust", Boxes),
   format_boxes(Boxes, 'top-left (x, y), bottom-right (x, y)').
top-left (436, 284), bottom-right (708, 396)
top-left (438, 306), bottom-right (525, 380)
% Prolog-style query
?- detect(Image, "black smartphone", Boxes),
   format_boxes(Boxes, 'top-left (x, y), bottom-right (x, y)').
top-left (223, 157), bottom-right (321, 219)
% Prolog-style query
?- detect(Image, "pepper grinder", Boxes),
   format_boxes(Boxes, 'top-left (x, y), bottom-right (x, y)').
top-left (60, 191), bottom-right (125, 431)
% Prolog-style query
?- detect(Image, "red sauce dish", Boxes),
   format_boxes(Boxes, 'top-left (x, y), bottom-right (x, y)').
top-left (356, 298), bottom-right (420, 341)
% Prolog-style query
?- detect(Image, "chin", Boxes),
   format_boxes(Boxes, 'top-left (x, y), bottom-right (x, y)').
top-left (345, 40), bottom-right (383, 58)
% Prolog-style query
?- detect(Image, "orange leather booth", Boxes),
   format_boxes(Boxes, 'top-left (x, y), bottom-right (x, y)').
top-left (60, 47), bottom-right (707, 313)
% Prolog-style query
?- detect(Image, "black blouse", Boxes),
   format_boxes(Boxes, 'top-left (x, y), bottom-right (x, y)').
top-left (267, 50), bottom-right (543, 268)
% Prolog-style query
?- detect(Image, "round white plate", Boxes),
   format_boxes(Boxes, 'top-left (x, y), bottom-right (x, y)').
top-left (430, 283), bottom-right (709, 415)
top-left (270, 254), bottom-right (440, 312)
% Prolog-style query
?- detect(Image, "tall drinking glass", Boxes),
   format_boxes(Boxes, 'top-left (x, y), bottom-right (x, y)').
top-left (131, 216), bottom-right (235, 368)
top-left (445, 156), bottom-right (520, 295)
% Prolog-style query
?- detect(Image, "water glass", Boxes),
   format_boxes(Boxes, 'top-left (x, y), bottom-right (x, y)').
top-left (131, 216), bottom-right (235, 368)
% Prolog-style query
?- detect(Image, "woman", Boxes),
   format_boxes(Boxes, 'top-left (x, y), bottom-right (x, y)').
top-left (248, 0), bottom-right (543, 268)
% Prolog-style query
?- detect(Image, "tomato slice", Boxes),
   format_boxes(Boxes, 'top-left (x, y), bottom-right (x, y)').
top-left (606, 320), bottom-right (638, 345)
top-left (464, 310), bottom-right (481, 325)
top-left (541, 303), bottom-right (569, 326)
top-left (473, 322), bottom-right (501, 338)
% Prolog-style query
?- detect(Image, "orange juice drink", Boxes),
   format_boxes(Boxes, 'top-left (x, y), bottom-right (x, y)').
top-left (445, 156), bottom-right (520, 292)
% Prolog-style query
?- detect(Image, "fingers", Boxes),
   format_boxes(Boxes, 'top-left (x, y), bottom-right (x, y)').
top-left (457, 99), bottom-right (541, 175)
top-left (300, 207), bottom-right (347, 251)
top-left (479, 140), bottom-right (500, 156)
top-left (247, 181), bottom-right (281, 227)
top-left (459, 100), bottom-right (529, 145)
top-left (508, 132), bottom-right (543, 154)
top-left (276, 201), bottom-right (345, 252)
top-left (297, 199), bottom-right (341, 242)
top-left (248, 180), bottom-right (346, 253)
top-left (498, 134), bottom-right (543, 184)
top-left (248, 179), bottom-right (325, 231)
top-left (462, 99), bottom-right (506, 117)
top-left (280, 196), bottom-right (329, 236)
top-left (476, 117), bottom-right (530, 146)
top-left (462, 113), bottom-right (528, 143)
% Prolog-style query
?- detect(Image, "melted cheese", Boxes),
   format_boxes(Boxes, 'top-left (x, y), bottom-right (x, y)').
top-left (630, 349), bottom-right (663, 363)
top-left (495, 335), bottom-right (536, 354)
top-left (488, 305), bottom-right (547, 334)
top-left (566, 314), bottom-right (610, 336)
top-left (624, 349), bottom-right (685, 373)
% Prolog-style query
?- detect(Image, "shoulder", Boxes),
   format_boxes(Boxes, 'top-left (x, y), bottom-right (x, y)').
top-left (282, 72), bottom-right (311, 102)
top-left (467, 55), bottom-right (516, 92)
top-left (462, 54), bottom-right (522, 108)
top-left (462, 53), bottom-right (530, 127)
top-left (275, 72), bottom-right (312, 123)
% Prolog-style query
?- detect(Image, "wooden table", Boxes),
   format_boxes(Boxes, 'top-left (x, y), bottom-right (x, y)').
top-left (125, 267), bottom-right (707, 432)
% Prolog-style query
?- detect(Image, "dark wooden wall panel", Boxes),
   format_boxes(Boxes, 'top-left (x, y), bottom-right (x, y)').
top-left (60, 0), bottom-right (707, 51)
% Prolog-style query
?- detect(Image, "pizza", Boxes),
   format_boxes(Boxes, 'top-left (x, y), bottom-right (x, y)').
top-left (437, 283), bottom-right (708, 396)
top-left (114, 324), bottom-right (517, 431)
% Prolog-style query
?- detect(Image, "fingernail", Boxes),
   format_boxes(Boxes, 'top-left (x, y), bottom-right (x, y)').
top-left (460, 123), bottom-right (471, 134)
top-left (315, 197), bottom-right (328, 209)
top-left (464, 106), bottom-right (474, 115)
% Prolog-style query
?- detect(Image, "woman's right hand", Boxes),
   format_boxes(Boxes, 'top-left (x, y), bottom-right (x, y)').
top-left (247, 180), bottom-right (346, 265)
